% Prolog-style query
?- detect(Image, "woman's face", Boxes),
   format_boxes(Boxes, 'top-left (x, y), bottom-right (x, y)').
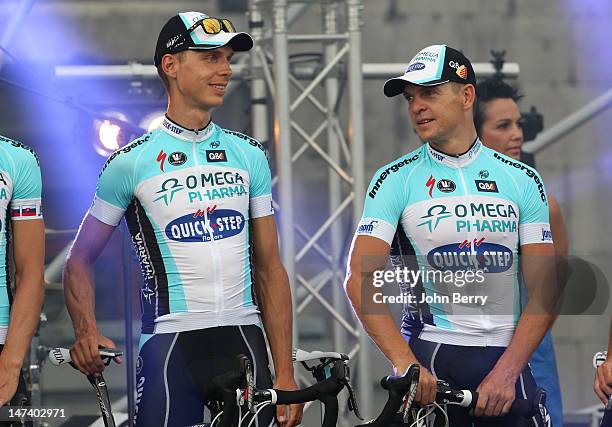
top-left (479, 98), bottom-right (523, 160)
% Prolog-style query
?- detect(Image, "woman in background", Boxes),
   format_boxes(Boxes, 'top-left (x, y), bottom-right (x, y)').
top-left (475, 78), bottom-right (567, 427)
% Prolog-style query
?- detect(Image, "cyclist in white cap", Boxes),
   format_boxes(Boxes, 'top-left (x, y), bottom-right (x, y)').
top-left (64, 12), bottom-right (302, 427)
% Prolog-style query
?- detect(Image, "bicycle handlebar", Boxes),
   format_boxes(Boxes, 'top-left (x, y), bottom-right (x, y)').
top-left (254, 359), bottom-right (349, 427)
top-left (357, 370), bottom-right (546, 427)
top-left (355, 364), bottom-right (420, 427)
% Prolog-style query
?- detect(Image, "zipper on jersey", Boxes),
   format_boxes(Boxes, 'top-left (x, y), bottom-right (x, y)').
top-left (194, 142), bottom-right (224, 322)
top-left (458, 166), bottom-right (490, 334)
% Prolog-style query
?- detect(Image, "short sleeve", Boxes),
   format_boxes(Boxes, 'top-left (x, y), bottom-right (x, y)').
top-left (11, 147), bottom-right (42, 220)
top-left (89, 153), bottom-right (135, 226)
top-left (248, 146), bottom-right (274, 219)
top-left (355, 168), bottom-right (406, 245)
top-left (518, 167), bottom-right (552, 245)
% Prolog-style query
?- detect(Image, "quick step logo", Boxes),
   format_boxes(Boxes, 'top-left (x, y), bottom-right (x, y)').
top-left (165, 209), bottom-right (245, 242)
top-left (427, 242), bottom-right (513, 273)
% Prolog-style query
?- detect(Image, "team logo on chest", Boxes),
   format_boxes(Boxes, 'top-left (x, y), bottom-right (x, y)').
top-left (437, 179), bottom-right (456, 193)
top-left (206, 150), bottom-right (227, 163)
top-left (169, 152), bottom-right (187, 166)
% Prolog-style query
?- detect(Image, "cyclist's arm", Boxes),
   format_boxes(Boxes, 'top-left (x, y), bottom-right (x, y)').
top-left (594, 318), bottom-right (612, 404)
top-left (548, 193), bottom-right (568, 258)
top-left (63, 214), bottom-right (118, 375)
top-left (251, 215), bottom-right (294, 378)
top-left (344, 235), bottom-right (418, 371)
top-left (494, 242), bottom-right (557, 379)
top-left (0, 219), bottom-right (45, 406)
top-left (251, 214), bottom-right (303, 426)
top-left (344, 235), bottom-right (437, 405)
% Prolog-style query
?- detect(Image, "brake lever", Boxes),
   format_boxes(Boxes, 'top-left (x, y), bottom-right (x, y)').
top-left (342, 364), bottom-right (363, 420)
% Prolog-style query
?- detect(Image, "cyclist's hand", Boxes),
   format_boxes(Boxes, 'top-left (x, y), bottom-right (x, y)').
top-left (475, 368), bottom-right (516, 417)
top-left (395, 364), bottom-right (436, 406)
top-left (274, 375), bottom-right (304, 427)
top-left (0, 357), bottom-right (19, 406)
top-left (595, 359), bottom-right (612, 404)
top-left (70, 334), bottom-right (120, 377)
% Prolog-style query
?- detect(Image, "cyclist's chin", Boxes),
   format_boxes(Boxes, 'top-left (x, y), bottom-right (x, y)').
top-left (198, 94), bottom-right (224, 109)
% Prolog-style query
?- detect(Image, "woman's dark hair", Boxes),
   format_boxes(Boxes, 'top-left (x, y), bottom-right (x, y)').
top-left (474, 79), bottom-right (523, 134)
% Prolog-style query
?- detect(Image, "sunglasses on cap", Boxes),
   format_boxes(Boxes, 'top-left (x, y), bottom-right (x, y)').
top-left (188, 17), bottom-right (236, 35)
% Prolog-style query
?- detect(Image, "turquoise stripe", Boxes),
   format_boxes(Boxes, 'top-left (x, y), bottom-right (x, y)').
top-left (436, 46), bottom-right (447, 81)
top-left (144, 212), bottom-right (188, 313)
top-left (242, 220), bottom-right (254, 306)
top-left (138, 333), bottom-right (154, 350)
top-left (0, 212), bottom-right (9, 326)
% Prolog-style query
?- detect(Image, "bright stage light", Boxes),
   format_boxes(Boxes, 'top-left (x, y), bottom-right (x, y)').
top-left (140, 111), bottom-right (165, 132)
top-left (94, 111), bottom-right (129, 157)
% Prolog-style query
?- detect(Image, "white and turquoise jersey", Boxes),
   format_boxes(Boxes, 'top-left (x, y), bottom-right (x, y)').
top-left (356, 140), bottom-right (552, 347)
top-left (90, 117), bottom-right (274, 334)
top-left (0, 136), bottom-right (43, 344)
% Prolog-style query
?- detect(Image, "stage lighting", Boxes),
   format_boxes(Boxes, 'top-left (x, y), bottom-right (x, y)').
top-left (94, 111), bottom-right (129, 157)
top-left (140, 111), bottom-right (165, 132)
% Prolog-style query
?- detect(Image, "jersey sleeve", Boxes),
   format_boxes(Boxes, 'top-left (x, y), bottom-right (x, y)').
top-left (518, 167), bottom-right (552, 245)
top-left (248, 146), bottom-right (274, 219)
top-left (10, 147), bottom-right (42, 221)
top-left (355, 167), bottom-right (406, 245)
top-left (89, 152), bottom-right (135, 226)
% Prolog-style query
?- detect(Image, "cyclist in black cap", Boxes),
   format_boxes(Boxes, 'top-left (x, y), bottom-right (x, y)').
top-left (64, 12), bottom-right (302, 427)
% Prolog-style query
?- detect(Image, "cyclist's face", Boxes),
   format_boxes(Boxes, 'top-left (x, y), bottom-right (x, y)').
top-left (173, 46), bottom-right (234, 110)
top-left (480, 98), bottom-right (523, 160)
top-left (403, 83), bottom-right (467, 143)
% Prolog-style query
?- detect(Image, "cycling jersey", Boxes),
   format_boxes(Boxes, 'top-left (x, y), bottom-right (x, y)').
top-left (356, 140), bottom-right (552, 347)
top-left (89, 117), bottom-right (274, 334)
top-left (0, 136), bottom-right (43, 344)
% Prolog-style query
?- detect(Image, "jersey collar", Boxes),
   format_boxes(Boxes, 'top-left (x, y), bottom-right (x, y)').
top-left (160, 116), bottom-right (216, 143)
top-left (426, 138), bottom-right (483, 168)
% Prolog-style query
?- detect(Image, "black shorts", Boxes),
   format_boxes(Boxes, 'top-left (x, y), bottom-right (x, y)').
top-left (408, 336), bottom-right (552, 427)
top-left (134, 325), bottom-right (276, 427)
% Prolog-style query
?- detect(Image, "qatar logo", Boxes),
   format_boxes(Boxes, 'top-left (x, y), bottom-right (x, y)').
top-left (405, 62), bottom-right (426, 73)
top-left (165, 209), bottom-right (245, 242)
top-left (427, 242), bottom-right (513, 273)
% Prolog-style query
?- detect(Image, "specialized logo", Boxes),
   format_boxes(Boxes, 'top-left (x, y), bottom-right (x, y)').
top-left (417, 205), bottom-right (453, 232)
top-left (541, 228), bottom-right (553, 242)
top-left (493, 153), bottom-right (547, 203)
top-left (368, 154), bottom-right (420, 199)
top-left (479, 170), bottom-right (489, 179)
top-left (357, 220), bottom-right (379, 234)
top-left (210, 141), bottom-right (221, 149)
top-left (426, 175), bottom-right (436, 197)
top-left (456, 65), bottom-right (468, 80)
top-left (165, 209), bottom-right (245, 242)
top-left (157, 150), bottom-right (167, 172)
top-left (406, 62), bottom-right (426, 73)
top-left (427, 240), bottom-right (513, 273)
top-left (154, 178), bottom-right (184, 206)
top-left (437, 179), bottom-right (456, 193)
top-left (169, 152), bottom-right (187, 166)
top-left (475, 180), bottom-right (498, 193)
top-left (206, 150), bottom-right (227, 163)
